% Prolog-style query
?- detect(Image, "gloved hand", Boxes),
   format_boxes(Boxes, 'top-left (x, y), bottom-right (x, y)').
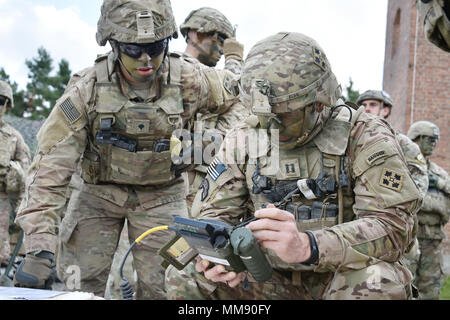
top-left (428, 172), bottom-right (439, 189)
top-left (14, 251), bottom-right (56, 289)
top-left (223, 38), bottom-right (244, 61)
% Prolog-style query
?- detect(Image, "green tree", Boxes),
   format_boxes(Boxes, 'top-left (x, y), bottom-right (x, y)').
top-left (25, 46), bottom-right (72, 119)
top-left (0, 68), bottom-right (28, 117)
top-left (344, 77), bottom-right (361, 103)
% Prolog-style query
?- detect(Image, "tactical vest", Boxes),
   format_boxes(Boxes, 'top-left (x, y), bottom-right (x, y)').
top-left (81, 53), bottom-right (185, 186)
top-left (0, 125), bottom-right (17, 191)
top-left (246, 108), bottom-right (356, 271)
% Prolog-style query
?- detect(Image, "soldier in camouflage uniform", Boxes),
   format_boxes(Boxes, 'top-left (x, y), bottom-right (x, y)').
top-left (13, 0), bottom-right (239, 299)
top-left (407, 121), bottom-right (449, 299)
top-left (0, 80), bottom-right (31, 267)
top-left (357, 90), bottom-right (428, 281)
top-left (165, 32), bottom-right (421, 300)
top-left (416, 0), bottom-right (450, 52)
top-left (357, 90), bottom-right (428, 198)
top-left (179, 7), bottom-right (249, 212)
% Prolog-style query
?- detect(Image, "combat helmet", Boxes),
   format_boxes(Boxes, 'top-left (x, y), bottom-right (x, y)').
top-left (407, 120), bottom-right (440, 141)
top-left (96, 0), bottom-right (178, 47)
top-left (356, 90), bottom-right (393, 108)
top-left (0, 80), bottom-right (13, 108)
top-left (241, 32), bottom-right (341, 114)
top-left (180, 7), bottom-right (234, 40)
top-left (416, 0), bottom-right (450, 52)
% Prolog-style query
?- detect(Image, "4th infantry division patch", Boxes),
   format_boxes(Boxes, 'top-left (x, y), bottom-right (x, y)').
top-left (379, 168), bottom-right (404, 192)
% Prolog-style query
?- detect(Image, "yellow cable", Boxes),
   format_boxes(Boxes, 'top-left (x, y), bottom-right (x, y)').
top-left (135, 225), bottom-right (169, 244)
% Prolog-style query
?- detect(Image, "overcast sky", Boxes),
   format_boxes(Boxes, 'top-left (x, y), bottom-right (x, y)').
top-left (0, 0), bottom-right (388, 94)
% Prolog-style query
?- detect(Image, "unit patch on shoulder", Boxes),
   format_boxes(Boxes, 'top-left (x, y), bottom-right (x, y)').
top-left (379, 168), bottom-right (404, 192)
top-left (199, 178), bottom-right (209, 201)
top-left (59, 98), bottom-right (81, 124)
top-left (207, 157), bottom-right (227, 181)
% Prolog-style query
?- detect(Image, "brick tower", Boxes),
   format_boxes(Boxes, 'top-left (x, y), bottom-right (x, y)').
top-left (383, 0), bottom-right (449, 276)
top-left (384, 0), bottom-right (449, 171)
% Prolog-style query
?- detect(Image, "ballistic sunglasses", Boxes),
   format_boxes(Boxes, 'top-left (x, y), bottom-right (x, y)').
top-left (119, 39), bottom-right (167, 59)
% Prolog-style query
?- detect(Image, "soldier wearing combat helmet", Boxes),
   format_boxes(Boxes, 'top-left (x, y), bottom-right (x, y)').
top-left (357, 90), bottom-right (428, 292)
top-left (0, 80), bottom-right (31, 272)
top-left (13, 0), bottom-right (239, 299)
top-left (408, 120), bottom-right (449, 299)
top-left (178, 7), bottom-right (248, 213)
top-left (180, 7), bottom-right (243, 71)
top-left (165, 32), bottom-right (421, 300)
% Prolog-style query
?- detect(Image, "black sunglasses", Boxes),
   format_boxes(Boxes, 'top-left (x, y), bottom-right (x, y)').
top-left (0, 97), bottom-right (8, 106)
top-left (119, 39), bottom-right (167, 59)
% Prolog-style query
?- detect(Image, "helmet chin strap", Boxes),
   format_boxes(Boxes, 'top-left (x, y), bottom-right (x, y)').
top-left (293, 105), bottom-right (324, 148)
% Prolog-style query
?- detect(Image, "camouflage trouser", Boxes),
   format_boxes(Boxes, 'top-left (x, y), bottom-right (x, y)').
top-left (0, 193), bottom-right (12, 265)
top-left (166, 260), bottom-right (413, 300)
top-left (56, 181), bottom-right (188, 300)
top-left (414, 238), bottom-right (444, 300)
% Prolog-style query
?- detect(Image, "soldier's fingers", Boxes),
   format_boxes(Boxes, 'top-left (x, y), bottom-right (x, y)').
top-left (247, 217), bottom-right (291, 233)
top-left (195, 259), bottom-right (210, 273)
top-left (227, 272), bottom-right (245, 288)
top-left (251, 229), bottom-right (282, 242)
top-left (254, 206), bottom-right (295, 222)
top-left (203, 264), bottom-right (237, 284)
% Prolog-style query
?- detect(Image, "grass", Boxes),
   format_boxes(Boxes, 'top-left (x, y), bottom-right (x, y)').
top-left (440, 276), bottom-right (450, 300)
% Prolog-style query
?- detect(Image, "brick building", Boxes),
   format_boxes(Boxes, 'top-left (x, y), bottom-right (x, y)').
top-left (383, 0), bottom-right (449, 275)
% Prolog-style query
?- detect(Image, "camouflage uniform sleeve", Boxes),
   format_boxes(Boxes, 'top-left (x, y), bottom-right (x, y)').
top-left (215, 102), bottom-right (250, 136)
top-left (7, 128), bottom-right (32, 195)
top-left (311, 116), bottom-right (421, 272)
top-left (191, 126), bottom-right (250, 225)
top-left (430, 162), bottom-right (450, 224)
top-left (396, 132), bottom-right (429, 198)
top-left (223, 38), bottom-right (244, 78)
top-left (15, 78), bottom-right (91, 254)
top-left (11, 128), bottom-right (31, 171)
top-left (181, 59), bottom-right (239, 118)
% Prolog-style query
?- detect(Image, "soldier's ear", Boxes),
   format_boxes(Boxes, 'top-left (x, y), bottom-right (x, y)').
top-left (382, 106), bottom-right (391, 119)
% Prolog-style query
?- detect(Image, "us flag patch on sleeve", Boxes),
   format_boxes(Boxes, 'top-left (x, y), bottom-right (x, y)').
top-left (207, 157), bottom-right (227, 181)
top-left (59, 98), bottom-right (81, 124)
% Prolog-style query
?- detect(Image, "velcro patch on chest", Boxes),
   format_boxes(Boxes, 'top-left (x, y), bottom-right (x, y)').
top-left (379, 168), bottom-right (404, 192)
top-left (59, 98), bottom-right (81, 124)
top-left (207, 157), bottom-right (227, 181)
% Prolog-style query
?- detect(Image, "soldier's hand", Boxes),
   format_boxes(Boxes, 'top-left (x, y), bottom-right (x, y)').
top-left (223, 38), bottom-right (244, 61)
top-left (195, 258), bottom-right (245, 288)
top-left (14, 251), bottom-right (56, 289)
top-left (248, 204), bottom-right (311, 263)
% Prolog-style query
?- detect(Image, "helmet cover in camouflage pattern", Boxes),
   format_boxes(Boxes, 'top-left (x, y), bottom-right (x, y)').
top-left (0, 80), bottom-right (13, 108)
top-left (407, 120), bottom-right (440, 141)
top-left (356, 90), bottom-right (394, 108)
top-left (180, 7), bottom-right (234, 39)
top-left (96, 0), bottom-right (178, 46)
top-left (416, 0), bottom-right (450, 52)
top-left (240, 32), bottom-right (341, 114)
